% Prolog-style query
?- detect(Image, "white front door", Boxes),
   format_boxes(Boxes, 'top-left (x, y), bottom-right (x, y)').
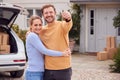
top-left (87, 8), bottom-right (117, 52)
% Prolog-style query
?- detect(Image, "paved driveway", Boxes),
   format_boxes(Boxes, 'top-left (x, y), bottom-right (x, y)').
top-left (0, 52), bottom-right (120, 80)
top-left (72, 52), bottom-right (120, 80)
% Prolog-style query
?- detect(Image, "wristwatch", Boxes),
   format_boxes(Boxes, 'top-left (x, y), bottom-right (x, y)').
top-left (65, 19), bottom-right (71, 22)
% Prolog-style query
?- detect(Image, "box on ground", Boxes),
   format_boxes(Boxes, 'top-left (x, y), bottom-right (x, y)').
top-left (97, 51), bottom-right (108, 61)
top-left (107, 48), bottom-right (117, 59)
top-left (105, 36), bottom-right (116, 49)
top-left (106, 36), bottom-right (111, 49)
top-left (111, 36), bottom-right (116, 48)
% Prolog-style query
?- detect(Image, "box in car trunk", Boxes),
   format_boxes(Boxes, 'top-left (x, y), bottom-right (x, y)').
top-left (2, 33), bottom-right (9, 45)
top-left (0, 33), bottom-right (9, 45)
top-left (0, 45), bottom-right (10, 54)
top-left (0, 33), bottom-right (10, 54)
top-left (0, 34), bottom-right (2, 44)
top-left (0, 27), bottom-right (18, 54)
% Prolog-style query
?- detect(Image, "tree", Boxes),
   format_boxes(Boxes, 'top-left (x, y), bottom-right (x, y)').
top-left (113, 11), bottom-right (120, 28)
top-left (70, 4), bottom-right (81, 45)
top-left (12, 24), bottom-right (27, 45)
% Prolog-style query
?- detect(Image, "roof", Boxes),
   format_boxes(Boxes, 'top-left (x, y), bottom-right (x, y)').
top-left (70, 0), bottom-right (120, 4)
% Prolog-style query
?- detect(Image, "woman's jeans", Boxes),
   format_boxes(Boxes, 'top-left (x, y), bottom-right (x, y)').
top-left (25, 70), bottom-right (44, 80)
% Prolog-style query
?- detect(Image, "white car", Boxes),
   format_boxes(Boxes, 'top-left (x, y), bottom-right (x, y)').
top-left (0, 3), bottom-right (28, 78)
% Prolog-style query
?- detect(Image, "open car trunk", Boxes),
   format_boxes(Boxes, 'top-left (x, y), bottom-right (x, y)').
top-left (0, 26), bottom-right (18, 54)
top-left (0, 3), bottom-right (28, 55)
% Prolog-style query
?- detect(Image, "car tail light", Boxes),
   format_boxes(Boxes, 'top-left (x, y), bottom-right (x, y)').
top-left (13, 59), bottom-right (26, 62)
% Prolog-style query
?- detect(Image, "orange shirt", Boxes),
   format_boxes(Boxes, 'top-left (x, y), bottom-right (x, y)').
top-left (40, 20), bottom-right (73, 70)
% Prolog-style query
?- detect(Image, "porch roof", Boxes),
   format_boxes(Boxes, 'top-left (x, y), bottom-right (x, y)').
top-left (70, 0), bottom-right (120, 4)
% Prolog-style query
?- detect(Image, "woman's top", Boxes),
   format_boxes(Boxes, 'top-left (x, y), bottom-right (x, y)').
top-left (26, 32), bottom-right (62, 72)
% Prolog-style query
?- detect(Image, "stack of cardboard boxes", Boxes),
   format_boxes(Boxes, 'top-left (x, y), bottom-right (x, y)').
top-left (0, 33), bottom-right (10, 54)
top-left (97, 36), bottom-right (117, 61)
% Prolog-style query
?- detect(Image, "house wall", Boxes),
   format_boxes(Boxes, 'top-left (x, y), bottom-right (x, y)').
top-left (79, 5), bottom-right (86, 53)
top-left (80, 4), bottom-right (120, 53)
top-left (3, 0), bottom-right (71, 13)
top-left (3, 0), bottom-right (71, 29)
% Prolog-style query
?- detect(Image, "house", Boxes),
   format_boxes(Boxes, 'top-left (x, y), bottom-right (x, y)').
top-left (2, 0), bottom-right (71, 29)
top-left (70, 0), bottom-right (120, 53)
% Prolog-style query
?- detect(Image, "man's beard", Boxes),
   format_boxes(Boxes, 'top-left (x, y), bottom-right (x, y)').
top-left (45, 16), bottom-right (55, 23)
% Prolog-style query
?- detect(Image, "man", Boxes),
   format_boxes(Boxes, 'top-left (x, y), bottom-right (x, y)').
top-left (40, 4), bottom-right (73, 80)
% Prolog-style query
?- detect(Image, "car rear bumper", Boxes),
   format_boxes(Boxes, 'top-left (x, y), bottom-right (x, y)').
top-left (0, 63), bottom-right (26, 72)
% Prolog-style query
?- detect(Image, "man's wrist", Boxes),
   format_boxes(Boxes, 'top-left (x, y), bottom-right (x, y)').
top-left (65, 19), bottom-right (71, 22)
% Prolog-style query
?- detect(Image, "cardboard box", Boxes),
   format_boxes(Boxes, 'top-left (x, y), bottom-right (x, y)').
top-left (2, 33), bottom-right (9, 45)
top-left (0, 34), bottom-right (2, 45)
top-left (104, 48), bottom-right (107, 51)
top-left (104, 48), bottom-right (111, 51)
top-left (97, 51), bottom-right (108, 61)
top-left (111, 36), bottom-right (116, 48)
top-left (0, 45), bottom-right (10, 54)
top-left (107, 48), bottom-right (117, 59)
top-left (106, 36), bottom-right (111, 49)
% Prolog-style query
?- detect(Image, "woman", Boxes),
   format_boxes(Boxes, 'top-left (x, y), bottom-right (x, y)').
top-left (25, 15), bottom-right (70, 80)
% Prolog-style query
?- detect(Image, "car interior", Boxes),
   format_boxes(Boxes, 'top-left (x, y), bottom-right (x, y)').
top-left (0, 26), bottom-right (18, 54)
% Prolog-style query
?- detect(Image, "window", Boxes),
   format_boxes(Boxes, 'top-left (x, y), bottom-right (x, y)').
top-left (0, 10), bottom-right (13, 19)
top-left (90, 19), bottom-right (94, 26)
top-left (27, 9), bottom-right (42, 18)
top-left (90, 27), bottom-right (94, 35)
top-left (117, 10), bottom-right (120, 36)
top-left (118, 27), bottom-right (120, 36)
top-left (36, 9), bottom-right (42, 17)
top-left (90, 10), bottom-right (94, 18)
top-left (90, 10), bottom-right (94, 35)
top-left (27, 9), bottom-right (33, 18)
top-left (26, 9), bottom-right (42, 27)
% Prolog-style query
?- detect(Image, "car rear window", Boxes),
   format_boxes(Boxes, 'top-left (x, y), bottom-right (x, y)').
top-left (0, 9), bottom-right (14, 20)
top-left (0, 7), bottom-right (20, 25)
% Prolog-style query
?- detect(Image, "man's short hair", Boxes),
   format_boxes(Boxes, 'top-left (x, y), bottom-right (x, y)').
top-left (41, 4), bottom-right (56, 14)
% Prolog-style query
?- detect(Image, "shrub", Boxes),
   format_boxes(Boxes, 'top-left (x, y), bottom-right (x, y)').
top-left (12, 24), bottom-right (27, 45)
top-left (113, 11), bottom-right (120, 28)
top-left (110, 45), bottom-right (120, 73)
